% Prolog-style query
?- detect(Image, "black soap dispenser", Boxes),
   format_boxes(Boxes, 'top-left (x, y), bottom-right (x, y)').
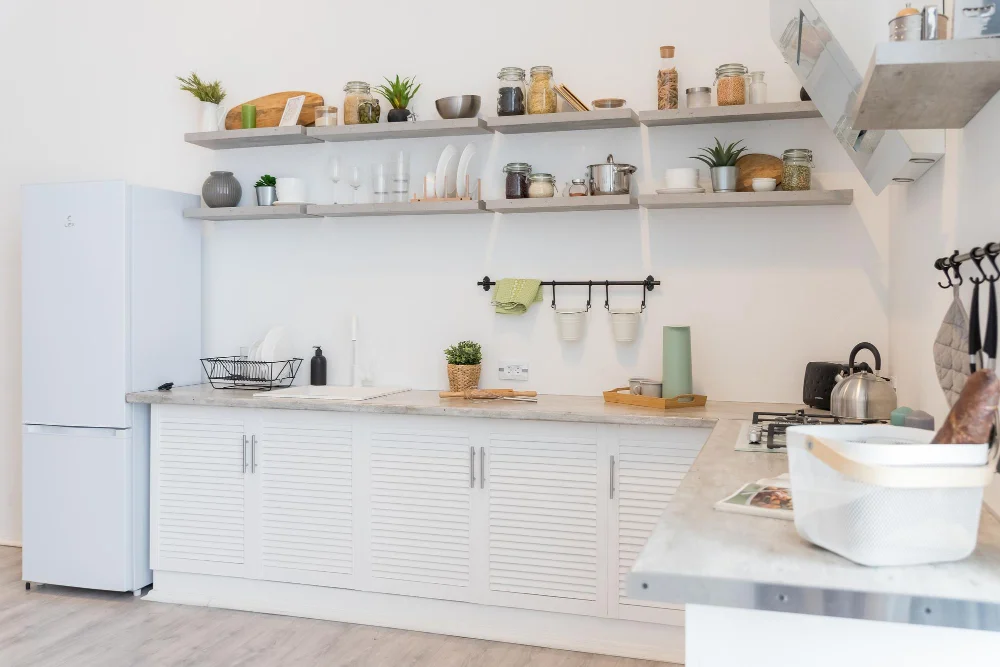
top-left (310, 346), bottom-right (327, 386)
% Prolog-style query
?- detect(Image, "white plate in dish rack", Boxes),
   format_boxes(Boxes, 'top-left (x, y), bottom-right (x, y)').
top-left (255, 386), bottom-right (410, 401)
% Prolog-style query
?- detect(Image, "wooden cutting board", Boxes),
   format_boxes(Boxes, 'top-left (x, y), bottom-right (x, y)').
top-left (224, 91), bottom-right (324, 130)
top-left (735, 154), bottom-right (782, 192)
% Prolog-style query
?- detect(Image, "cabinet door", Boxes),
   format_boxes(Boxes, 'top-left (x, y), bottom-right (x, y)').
top-left (611, 425), bottom-right (708, 624)
top-left (365, 421), bottom-right (475, 602)
top-left (484, 423), bottom-right (608, 616)
top-left (151, 406), bottom-right (249, 577)
top-left (256, 413), bottom-right (355, 588)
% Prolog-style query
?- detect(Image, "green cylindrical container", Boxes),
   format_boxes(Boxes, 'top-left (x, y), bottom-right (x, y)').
top-left (241, 104), bottom-right (257, 129)
top-left (663, 326), bottom-right (693, 398)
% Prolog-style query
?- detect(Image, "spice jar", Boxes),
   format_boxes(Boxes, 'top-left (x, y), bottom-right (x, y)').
top-left (527, 173), bottom-right (556, 198)
top-left (528, 66), bottom-right (557, 114)
top-left (497, 67), bottom-right (527, 116)
top-left (749, 71), bottom-right (767, 105)
top-left (314, 105), bottom-right (338, 127)
top-left (503, 162), bottom-right (532, 199)
top-left (714, 64), bottom-right (749, 106)
top-left (343, 81), bottom-right (373, 125)
top-left (657, 46), bottom-right (679, 110)
top-left (567, 179), bottom-right (588, 197)
top-left (781, 149), bottom-right (813, 190)
top-left (686, 87), bottom-right (712, 108)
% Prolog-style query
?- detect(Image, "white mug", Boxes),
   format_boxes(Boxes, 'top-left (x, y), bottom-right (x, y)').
top-left (665, 168), bottom-right (699, 190)
top-left (275, 177), bottom-right (307, 203)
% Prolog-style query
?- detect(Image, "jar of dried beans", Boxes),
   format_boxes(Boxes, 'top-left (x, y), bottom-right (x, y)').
top-left (714, 63), bottom-right (748, 106)
top-left (527, 66), bottom-right (557, 114)
top-left (657, 46), bottom-right (678, 110)
top-left (781, 149), bottom-right (813, 190)
top-left (497, 67), bottom-right (527, 116)
top-left (503, 162), bottom-right (532, 199)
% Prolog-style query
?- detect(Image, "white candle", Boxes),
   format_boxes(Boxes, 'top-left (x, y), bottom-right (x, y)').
top-left (351, 315), bottom-right (358, 341)
top-left (424, 172), bottom-right (436, 199)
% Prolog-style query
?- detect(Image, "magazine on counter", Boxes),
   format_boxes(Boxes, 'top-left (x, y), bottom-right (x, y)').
top-left (714, 473), bottom-right (794, 520)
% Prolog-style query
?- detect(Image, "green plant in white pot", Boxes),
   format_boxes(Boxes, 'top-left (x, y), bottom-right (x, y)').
top-left (691, 138), bottom-right (747, 193)
top-left (444, 341), bottom-right (482, 392)
top-left (178, 71), bottom-right (227, 132)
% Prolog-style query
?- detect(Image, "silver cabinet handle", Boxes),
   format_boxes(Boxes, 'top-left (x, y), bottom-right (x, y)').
top-left (480, 446), bottom-right (485, 489)
top-left (251, 435), bottom-right (257, 473)
top-left (242, 435), bottom-right (248, 473)
top-left (469, 446), bottom-right (475, 488)
top-left (610, 455), bottom-right (615, 499)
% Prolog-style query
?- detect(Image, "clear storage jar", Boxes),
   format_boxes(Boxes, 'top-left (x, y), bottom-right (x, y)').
top-left (497, 67), bottom-right (527, 116)
top-left (528, 66), bottom-right (557, 114)
top-left (527, 173), bottom-right (556, 198)
top-left (567, 178), bottom-right (588, 197)
top-left (782, 149), bottom-right (813, 190)
top-left (714, 64), bottom-right (748, 106)
top-left (343, 81), bottom-right (373, 125)
top-left (686, 87), bottom-right (712, 108)
top-left (503, 162), bottom-right (532, 199)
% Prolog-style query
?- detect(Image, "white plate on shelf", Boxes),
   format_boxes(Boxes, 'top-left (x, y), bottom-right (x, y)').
top-left (656, 187), bottom-right (705, 194)
top-left (435, 144), bottom-right (457, 198)
top-left (456, 144), bottom-right (477, 198)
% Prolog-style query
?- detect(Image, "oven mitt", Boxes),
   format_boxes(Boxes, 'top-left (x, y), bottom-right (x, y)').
top-left (934, 285), bottom-right (971, 407)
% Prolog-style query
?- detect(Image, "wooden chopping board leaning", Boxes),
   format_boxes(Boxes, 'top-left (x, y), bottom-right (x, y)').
top-left (225, 91), bottom-right (324, 129)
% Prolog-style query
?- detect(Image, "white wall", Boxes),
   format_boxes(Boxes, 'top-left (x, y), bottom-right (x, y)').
top-left (0, 0), bottom-right (893, 543)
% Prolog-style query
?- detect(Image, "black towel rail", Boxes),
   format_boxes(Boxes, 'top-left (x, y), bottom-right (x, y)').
top-left (478, 276), bottom-right (660, 311)
top-left (935, 243), bottom-right (1000, 288)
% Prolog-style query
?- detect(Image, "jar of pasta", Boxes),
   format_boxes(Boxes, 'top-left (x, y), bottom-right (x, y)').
top-left (781, 149), bottom-right (813, 190)
top-left (343, 81), bottom-right (373, 125)
top-left (528, 66), bottom-right (557, 114)
top-left (714, 64), bottom-right (748, 106)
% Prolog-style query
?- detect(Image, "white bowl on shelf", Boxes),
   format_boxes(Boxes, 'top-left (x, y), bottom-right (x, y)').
top-left (752, 177), bottom-right (777, 192)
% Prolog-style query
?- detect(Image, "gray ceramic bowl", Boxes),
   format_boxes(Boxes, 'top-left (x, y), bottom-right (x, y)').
top-left (435, 95), bottom-right (481, 119)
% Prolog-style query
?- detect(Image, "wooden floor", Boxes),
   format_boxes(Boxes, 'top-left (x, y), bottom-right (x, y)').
top-left (0, 547), bottom-right (679, 667)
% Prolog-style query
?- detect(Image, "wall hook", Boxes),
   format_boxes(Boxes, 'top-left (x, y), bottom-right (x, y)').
top-left (971, 247), bottom-right (989, 285)
top-left (604, 281), bottom-right (610, 311)
top-left (950, 250), bottom-right (964, 287)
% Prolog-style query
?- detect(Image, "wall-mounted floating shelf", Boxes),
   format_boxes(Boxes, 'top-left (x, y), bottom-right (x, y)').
top-left (307, 200), bottom-right (486, 217)
top-left (487, 109), bottom-right (640, 134)
top-left (307, 118), bottom-right (489, 142)
top-left (183, 205), bottom-right (317, 220)
top-left (639, 101), bottom-right (820, 127)
top-left (485, 195), bottom-right (637, 214)
top-left (638, 189), bottom-right (854, 209)
top-left (184, 126), bottom-right (320, 150)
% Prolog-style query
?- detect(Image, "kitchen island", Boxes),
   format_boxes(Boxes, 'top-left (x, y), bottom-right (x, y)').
top-left (127, 384), bottom-right (797, 662)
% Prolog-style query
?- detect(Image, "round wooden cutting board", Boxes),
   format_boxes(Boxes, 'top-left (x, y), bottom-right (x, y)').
top-left (735, 154), bottom-right (782, 192)
top-left (224, 91), bottom-right (324, 130)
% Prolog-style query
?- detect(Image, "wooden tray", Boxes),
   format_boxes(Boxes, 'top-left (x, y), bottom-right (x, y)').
top-left (603, 387), bottom-right (707, 410)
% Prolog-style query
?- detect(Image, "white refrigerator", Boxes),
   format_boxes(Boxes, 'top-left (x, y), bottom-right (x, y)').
top-left (21, 181), bottom-right (202, 593)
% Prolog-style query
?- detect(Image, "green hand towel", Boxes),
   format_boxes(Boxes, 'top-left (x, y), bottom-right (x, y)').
top-left (492, 278), bottom-right (544, 314)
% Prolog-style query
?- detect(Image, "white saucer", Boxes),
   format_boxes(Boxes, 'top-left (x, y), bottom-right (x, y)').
top-left (656, 187), bottom-right (705, 194)
top-left (272, 201), bottom-right (309, 206)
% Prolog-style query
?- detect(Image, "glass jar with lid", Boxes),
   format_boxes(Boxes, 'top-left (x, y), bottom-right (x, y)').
top-left (527, 173), bottom-right (557, 198)
top-left (528, 66), bottom-right (557, 114)
top-left (566, 178), bottom-right (588, 197)
top-left (714, 64), bottom-right (748, 106)
top-left (781, 149), bottom-right (813, 190)
top-left (343, 81), bottom-right (373, 125)
top-left (686, 87), bottom-right (712, 108)
top-left (503, 162), bottom-right (532, 199)
top-left (497, 67), bottom-right (527, 116)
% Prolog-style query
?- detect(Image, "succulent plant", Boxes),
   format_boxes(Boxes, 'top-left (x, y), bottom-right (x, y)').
top-left (254, 174), bottom-right (276, 188)
top-left (177, 72), bottom-right (226, 104)
top-left (690, 138), bottom-right (748, 168)
top-left (444, 341), bottom-right (482, 366)
top-left (374, 75), bottom-right (421, 110)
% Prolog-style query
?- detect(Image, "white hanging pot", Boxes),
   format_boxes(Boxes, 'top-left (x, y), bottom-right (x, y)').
top-left (610, 309), bottom-right (640, 343)
top-left (556, 309), bottom-right (586, 342)
top-left (199, 101), bottom-right (222, 132)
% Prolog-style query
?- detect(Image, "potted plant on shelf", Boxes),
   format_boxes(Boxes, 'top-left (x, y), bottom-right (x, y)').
top-left (177, 72), bottom-right (227, 132)
top-left (374, 75), bottom-right (421, 122)
top-left (691, 138), bottom-right (747, 193)
top-left (254, 174), bottom-right (277, 206)
top-left (444, 340), bottom-right (482, 392)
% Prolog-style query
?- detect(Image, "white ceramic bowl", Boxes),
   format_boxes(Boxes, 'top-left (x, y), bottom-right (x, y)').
top-left (276, 177), bottom-right (307, 203)
top-left (610, 309), bottom-right (640, 343)
top-left (665, 168), bottom-right (699, 190)
top-left (752, 177), bottom-right (777, 192)
top-left (556, 309), bottom-right (586, 342)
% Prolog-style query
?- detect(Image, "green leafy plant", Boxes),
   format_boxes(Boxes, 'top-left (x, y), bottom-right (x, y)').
top-left (373, 75), bottom-right (421, 110)
top-left (444, 341), bottom-right (482, 366)
top-left (254, 174), bottom-right (276, 188)
top-left (690, 138), bottom-right (747, 168)
top-left (177, 72), bottom-right (226, 104)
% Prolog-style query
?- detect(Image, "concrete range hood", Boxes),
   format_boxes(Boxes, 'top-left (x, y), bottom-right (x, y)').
top-left (770, 0), bottom-right (945, 194)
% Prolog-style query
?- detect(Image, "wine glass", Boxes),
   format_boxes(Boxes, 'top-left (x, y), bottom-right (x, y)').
top-left (328, 156), bottom-right (341, 203)
top-left (348, 165), bottom-right (362, 204)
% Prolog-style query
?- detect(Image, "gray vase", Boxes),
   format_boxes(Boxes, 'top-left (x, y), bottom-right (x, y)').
top-left (710, 166), bottom-right (738, 193)
top-left (202, 171), bottom-right (242, 208)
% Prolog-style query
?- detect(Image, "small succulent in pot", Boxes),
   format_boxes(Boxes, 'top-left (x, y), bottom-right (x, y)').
top-left (254, 174), bottom-right (277, 207)
top-left (691, 138), bottom-right (747, 193)
top-left (444, 340), bottom-right (482, 392)
top-left (375, 75), bottom-right (421, 122)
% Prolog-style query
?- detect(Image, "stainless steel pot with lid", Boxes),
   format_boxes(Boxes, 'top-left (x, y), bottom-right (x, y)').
top-left (587, 154), bottom-right (636, 195)
top-left (829, 342), bottom-right (898, 420)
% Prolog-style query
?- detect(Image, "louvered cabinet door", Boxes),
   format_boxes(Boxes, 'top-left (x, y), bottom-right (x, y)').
top-left (367, 426), bottom-right (474, 602)
top-left (151, 407), bottom-right (249, 578)
top-left (485, 427), bottom-right (606, 616)
top-left (612, 426), bottom-right (708, 624)
top-left (257, 415), bottom-right (354, 588)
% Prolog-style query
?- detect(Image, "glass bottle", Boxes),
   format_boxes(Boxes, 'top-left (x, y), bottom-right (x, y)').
top-left (497, 67), bottom-right (527, 116)
top-left (781, 149), bottom-right (813, 191)
top-left (527, 66), bottom-right (557, 114)
top-left (657, 46), bottom-right (678, 110)
top-left (343, 81), bottom-right (373, 125)
top-left (714, 64), bottom-right (748, 106)
top-left (503, 162), bottom-right (532, 199)
top-left (567, 178), bottom-right (588, 197)
top-left (749, 71), bottom-right (767, 105)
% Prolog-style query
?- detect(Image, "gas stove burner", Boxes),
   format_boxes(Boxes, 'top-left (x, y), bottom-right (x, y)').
top-left (746, 410), bottom-right (885, 450)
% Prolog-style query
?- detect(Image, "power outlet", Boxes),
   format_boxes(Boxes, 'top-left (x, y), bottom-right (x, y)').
top-left (499, 362), bottom-right (530, 382)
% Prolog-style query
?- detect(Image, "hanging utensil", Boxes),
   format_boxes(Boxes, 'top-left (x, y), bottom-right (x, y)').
top-left (934, 255), bottom-right (970, 407)
top-left (985, 248), bottom-right (999, 371)
top-left (969, 248), bottom-right (988, 373)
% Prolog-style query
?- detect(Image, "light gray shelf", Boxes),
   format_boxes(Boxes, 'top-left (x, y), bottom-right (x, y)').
top-left (183, 205), bottom-right (316, 220)
top-left (638, 190), bottom-right (854, 209)
top-left (485, 195), bottom-right (637, 213)
top-left (639, 102), bottom-right (820, 127)
top-left (307, 117), bottom-right (489, 142)
top-left (307, 200), bottom-right (486, 217)
top-left (487, 109), bottom-right (640, 134)
top-left (184, 126), bottom-right (320, 150)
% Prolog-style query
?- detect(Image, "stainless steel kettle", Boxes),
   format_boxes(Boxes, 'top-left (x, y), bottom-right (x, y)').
top-left (829, 342), bottom-right (897, 420)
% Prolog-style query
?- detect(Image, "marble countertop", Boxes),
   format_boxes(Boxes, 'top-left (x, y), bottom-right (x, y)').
top-left (627, 419), bottom-right (1000, 630)
top-left (126, 384), bottom-right (801, 428)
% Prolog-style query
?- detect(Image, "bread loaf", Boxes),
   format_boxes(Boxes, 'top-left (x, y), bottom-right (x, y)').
top-left (931, 369), bottom-right (1000, 444)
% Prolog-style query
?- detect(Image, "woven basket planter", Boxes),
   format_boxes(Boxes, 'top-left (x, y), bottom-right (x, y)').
top-left (447, 364), bottom-right (481, 392)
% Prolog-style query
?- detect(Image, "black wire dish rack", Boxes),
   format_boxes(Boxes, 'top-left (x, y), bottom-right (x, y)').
top-left (201, 356), bottom-right (303, 390)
